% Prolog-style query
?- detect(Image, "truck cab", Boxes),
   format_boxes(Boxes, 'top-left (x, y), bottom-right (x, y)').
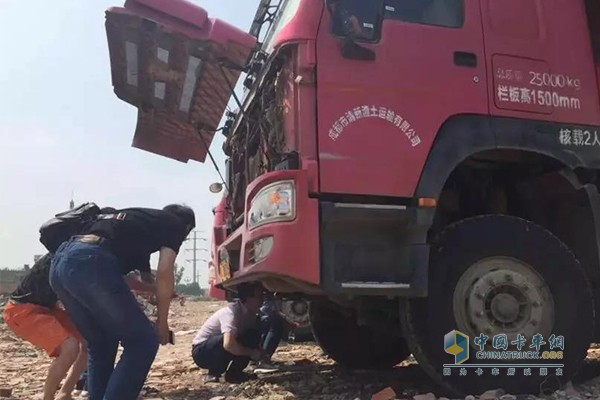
top-left (106, 0), bottom-right (600, 395)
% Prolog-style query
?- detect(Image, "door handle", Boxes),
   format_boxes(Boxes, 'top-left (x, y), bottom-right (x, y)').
top-left (454, 51), bottom-right (477, 68)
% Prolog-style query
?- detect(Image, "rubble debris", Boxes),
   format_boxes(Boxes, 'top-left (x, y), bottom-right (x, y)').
top-left (564, 381), bottom-right (581, 398)
top-left (413, 393), bottom-right (436, 400)
top-left (371, 387), bottom-right (396, 400)
top-left (480, 389), bottom-right (506, 400)
top-left (4, 300), bottom-right (600, 400)
top-left (175, 330), bottom-right (196, 337)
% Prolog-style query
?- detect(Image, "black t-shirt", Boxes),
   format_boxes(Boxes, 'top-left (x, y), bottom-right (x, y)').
top-left (10, 253), bottom-right (57, 308)
top-left (84, 208), bottom-right (188, 275)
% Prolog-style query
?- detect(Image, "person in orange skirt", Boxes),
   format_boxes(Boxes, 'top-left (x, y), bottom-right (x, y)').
top-left (3, 253), bottom-right (87, 400)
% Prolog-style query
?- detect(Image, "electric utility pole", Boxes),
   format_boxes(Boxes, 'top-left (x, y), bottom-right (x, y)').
top-left (185, 230), bottom-right (207, 284)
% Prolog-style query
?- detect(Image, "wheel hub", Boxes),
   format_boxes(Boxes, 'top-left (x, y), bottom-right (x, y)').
top-left (453, 257), bottom-right (554, 347)
top-left (281, 300), bottom-right (310, 325)
top-left (489, 292), bottom-right (520, 323)
top-left (292, 300), bottom-right (308, 315)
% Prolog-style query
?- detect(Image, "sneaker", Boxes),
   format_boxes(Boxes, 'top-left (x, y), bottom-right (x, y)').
top-left (261, 360), bottom-right (279, 367)
top-left (224, 370), bottom-right (257, 384)
top-left (254, 360), bottom-right (279, 373)
top-left (203, 374), bottom-right (220, 383)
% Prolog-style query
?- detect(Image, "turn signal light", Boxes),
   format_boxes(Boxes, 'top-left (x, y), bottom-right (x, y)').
top-left (418, 198), bottom-right (437, 208)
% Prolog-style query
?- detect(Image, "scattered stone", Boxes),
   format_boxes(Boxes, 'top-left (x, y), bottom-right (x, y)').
top-left (6, 300), bottom-right (600, 400)
top-left (293, 358), bottom-right (313, 365)
top-left (175, 329), bottom-right (196, 336)
top-left (480, 389), bottom-right (506, 400)
top-left (565, 381), bottom-right (581, 398)
top-left (414, 393), bottom-right (436, 400)
top-left (465, 395), bottom-right (475, 400)
top-left (372, 387), bottom-right (397, 400)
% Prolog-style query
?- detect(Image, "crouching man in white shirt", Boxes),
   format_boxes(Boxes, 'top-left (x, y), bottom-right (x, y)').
top-left (191, 282), bottom-right (264, 383)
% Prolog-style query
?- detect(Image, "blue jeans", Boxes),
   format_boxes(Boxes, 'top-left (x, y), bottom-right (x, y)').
top-left (259, 312), bottom-right (284, 358)
top-left (192, 329), bottom-right (260, 376)
top-left (49, 240), bottom-right (159, 400)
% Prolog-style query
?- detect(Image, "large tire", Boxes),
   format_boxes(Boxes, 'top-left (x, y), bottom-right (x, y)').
top-left (310, 299), bottom-right (411, 369)
top-left (400, 215), bottom-right (594, 396)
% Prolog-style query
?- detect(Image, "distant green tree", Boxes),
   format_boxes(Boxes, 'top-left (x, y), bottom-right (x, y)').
top-left (174, 263), bottom-right (185, 285)
top-left (175, 282), bottom-right (205, 296)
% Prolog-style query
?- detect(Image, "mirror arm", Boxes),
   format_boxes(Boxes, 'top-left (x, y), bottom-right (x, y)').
top-left (341, 37), bottom-right (376, 61)
top-left (325, 0), bottom-right (377, 61)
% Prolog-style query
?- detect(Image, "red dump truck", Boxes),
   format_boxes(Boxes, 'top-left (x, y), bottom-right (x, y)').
top-left (209, 195), bottom-right (312, 338)
top-left (105, 0), bottom-right (600, 395)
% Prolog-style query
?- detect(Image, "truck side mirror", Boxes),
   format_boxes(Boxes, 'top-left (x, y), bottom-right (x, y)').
top-left (325, 0), bottom-right (376, 61)
top-left (209, 182), bottom-right (223, 194)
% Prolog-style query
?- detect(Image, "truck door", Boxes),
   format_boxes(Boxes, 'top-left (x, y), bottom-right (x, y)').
top-left (316, 0), bottom-right (488, 197)
top-left (479, 0), bottom-right (600, 127)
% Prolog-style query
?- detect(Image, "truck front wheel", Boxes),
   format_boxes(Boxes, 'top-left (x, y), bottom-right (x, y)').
top-left (310, 299), bottom-right (411, 369)
top-left (400, 215), bottom-right (594, 396)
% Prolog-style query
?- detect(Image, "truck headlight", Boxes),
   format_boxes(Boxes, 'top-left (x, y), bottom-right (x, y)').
top-left (248, 181), bottom-right (295, 229)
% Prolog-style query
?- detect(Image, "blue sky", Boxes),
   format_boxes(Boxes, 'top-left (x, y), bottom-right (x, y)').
top-left (0, 0), bottom-right (260, 285)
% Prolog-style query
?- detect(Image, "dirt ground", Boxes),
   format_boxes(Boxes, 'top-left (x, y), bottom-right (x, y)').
top-left (3, 299), bottom-right (600, 400)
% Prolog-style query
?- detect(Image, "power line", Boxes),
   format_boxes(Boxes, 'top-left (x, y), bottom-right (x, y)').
top-left (184, 230), bottom-right (208, 284)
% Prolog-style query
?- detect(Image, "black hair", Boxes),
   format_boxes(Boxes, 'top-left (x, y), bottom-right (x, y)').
top-left (163, 204), bottom-right (196, 230)
top-left (237, 282), bottom-right (263, 303)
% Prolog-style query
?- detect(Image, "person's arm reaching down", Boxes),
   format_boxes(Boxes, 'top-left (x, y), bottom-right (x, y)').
top-left (140, 270), bottom-right (155, 285)
top-left (219, 309), bottom-right (262, 360)
top-left (223, 332), bottom-right (262, 361)
top-left (156, 246), bottom-right (177, 345)
top-left (125, 273), bottom-right (156, 294)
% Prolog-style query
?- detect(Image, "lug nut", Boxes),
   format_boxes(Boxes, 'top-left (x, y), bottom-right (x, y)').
top-left (505, 274), bottom-right (513, 282)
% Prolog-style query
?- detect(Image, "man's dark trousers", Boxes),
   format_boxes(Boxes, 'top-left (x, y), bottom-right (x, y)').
top-left (259, 311), bottom-right (284, 358)
top-left (50, 239), bottom-right (159, 400)
top-left (192, 330), bottom-right (260, 377)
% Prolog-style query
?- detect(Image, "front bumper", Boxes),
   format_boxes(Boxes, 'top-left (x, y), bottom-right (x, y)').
top-left (217, 169), bottom-right (321, 294)
top-left (216, 170), bottom-right (434, 297)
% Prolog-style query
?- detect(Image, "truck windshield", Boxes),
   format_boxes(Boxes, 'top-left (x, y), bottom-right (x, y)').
top-left (262, 0), bottom-right (302, 53)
